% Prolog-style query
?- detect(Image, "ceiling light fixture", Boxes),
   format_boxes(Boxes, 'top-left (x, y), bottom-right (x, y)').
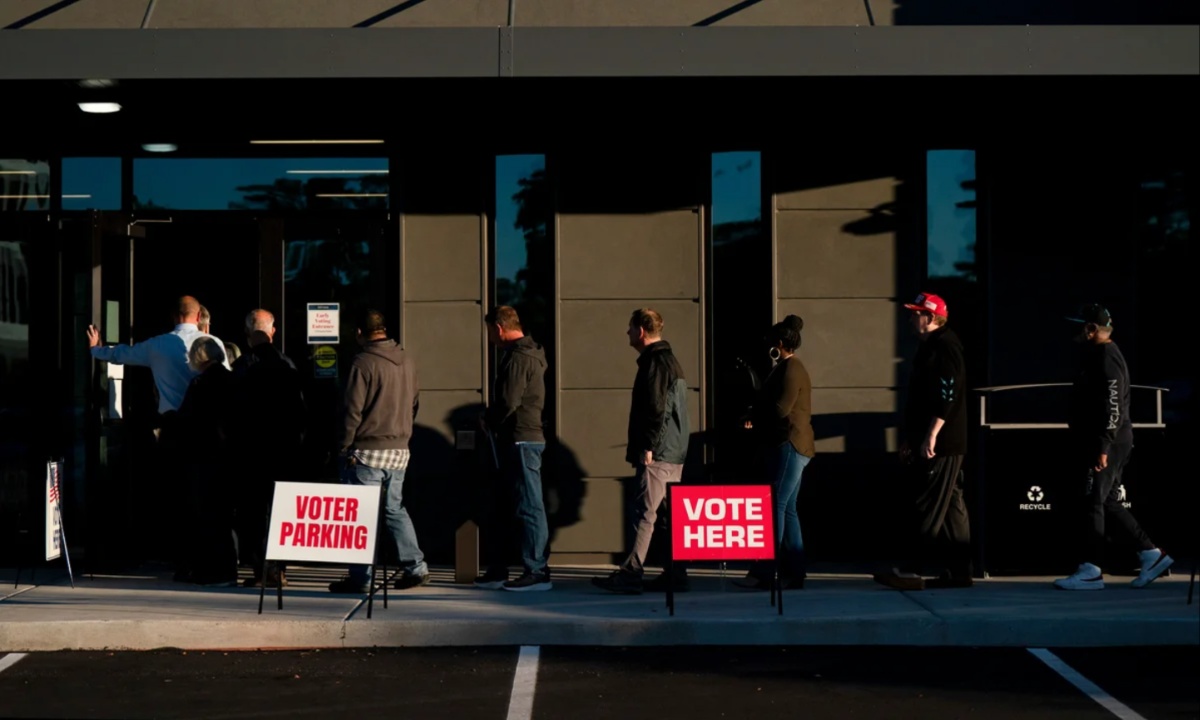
top-left (0, 170), bottom-right (36, 175)
top-left (78, 79), bottom-right (117, 89)
top-left (315, 193), bottom-right (388, 198)
top-left (78, 102), bottom-right (121, 114)
top-left (250, 139), bottom-right (384, 145)
top-left (286, 169), bottom-right (388, 174)
top-left (62, 194), bottom-right (93, 199)
top-left (141, 144), bottom-right (178, 152)
top-left (0, 194), bottom-right (51, 199)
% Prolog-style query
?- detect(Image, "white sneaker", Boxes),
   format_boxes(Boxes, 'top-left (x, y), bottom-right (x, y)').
top-left (1054, 563), bottom-right (1105, 590)
top-left (1131, 549), bottom-right (1174, 588)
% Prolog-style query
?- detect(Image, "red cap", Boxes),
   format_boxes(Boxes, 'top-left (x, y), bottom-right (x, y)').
top-left (904, 292), bottom-right (947, 318)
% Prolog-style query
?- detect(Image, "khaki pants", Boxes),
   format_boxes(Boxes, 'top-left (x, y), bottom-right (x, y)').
top-left (619, 462), bottom-right (684, 576)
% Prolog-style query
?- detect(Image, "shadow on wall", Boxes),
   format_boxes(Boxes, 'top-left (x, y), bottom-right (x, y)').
top-left (403, 403), bottom-right (587, 568)
top-left (890, 0), bottom-right (1199, 24)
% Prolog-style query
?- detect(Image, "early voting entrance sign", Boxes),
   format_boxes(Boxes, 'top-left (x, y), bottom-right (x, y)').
top-left (306, 302), bottom-right (339, 344)
top-left (261, 481), bottom-right (386, 615)
top-left (667, 484), bottom-right (780, 616)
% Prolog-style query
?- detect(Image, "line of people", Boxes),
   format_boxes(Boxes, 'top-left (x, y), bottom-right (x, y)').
top-left (87, 293), bottom-right (1175, 595)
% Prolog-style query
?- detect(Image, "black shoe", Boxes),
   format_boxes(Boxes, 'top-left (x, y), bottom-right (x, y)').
top-left (328, 577), bottom-right (369, 594)
top-left (644, 572), bottom-right (690, 593)
top-left (592, 570), bottom-right (643, 595)
top-left (473, 567), bottom-right (509, 590)
top-left (394, 573), bottom-right (431, 590)
top-left (503, 572), bottom-right (553, 592)
top-left (925, 573), bottom-right (973, 589)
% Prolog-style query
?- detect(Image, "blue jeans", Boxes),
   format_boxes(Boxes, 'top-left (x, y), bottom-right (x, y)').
top-left (342, 462), bottom-right (427, 585)
top-left (510, 442), bottom-right (550, 575)
top-left (765, 441), bottom-right (811, 579)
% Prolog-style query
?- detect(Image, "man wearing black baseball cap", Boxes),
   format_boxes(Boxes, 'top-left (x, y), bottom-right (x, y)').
top-left (1055, 304), bottom-right (1173, 590)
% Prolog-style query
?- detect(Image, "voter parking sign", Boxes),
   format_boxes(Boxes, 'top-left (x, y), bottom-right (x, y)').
top-left (667, 484), bottom-right (783, 616)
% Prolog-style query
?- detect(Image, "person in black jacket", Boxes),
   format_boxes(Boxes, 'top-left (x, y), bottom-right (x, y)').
top-left (474, 306), bottom-right (552, 592)
top-left (594, 308), bottom-right (690, 594)
top-left (234, 329), bottom-right (306, 589)
top-left (875, 293), bottom-right (973, 591)
top-left (1054, 304), bottom-right (1173, 590)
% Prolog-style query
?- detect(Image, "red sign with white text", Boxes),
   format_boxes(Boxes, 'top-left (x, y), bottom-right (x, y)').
top-left (670, 485), bottom-right (775, 561)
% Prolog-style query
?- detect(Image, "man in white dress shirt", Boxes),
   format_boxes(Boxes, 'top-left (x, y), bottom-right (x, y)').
top-left (86, 295), bottom-right (230, 416)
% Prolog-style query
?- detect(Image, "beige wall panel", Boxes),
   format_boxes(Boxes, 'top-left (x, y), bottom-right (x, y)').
top-left (777, 176), bottom-right (896, 211)
top-left (547, 478), bottom-right (625, 553)
top-left (777, 211), bottom-right (897, 298)
top-left (560, 388), bottom-right (701, 479)
top-left (148, 0), bottom-right (397, 28)
top-left (375, 0), bottom-right (508, 27)
top-left (411, 389), bottom-right (485, 444)
top-left (559, 212), bottom-right (699, 300)
top-left (403, 301), bottom-right (483, 391)
top-left (559, 300), bottom-right (700, 390)
top-left (809, 387), bottom-right (900, 453)
top-left (517, 0), bottom-right (866, 26)
top-left (4, 0), bottom-right (147, 28)
top-left (777, 298), bottom-right (899, 389)
top-left (403, 214), bottom-right (481, 302)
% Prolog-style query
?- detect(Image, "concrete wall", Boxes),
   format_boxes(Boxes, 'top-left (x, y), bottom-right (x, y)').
top-left (551, 150), bottom-right (705, 563)
top-left (4, 0), bottom-right (1194, 29)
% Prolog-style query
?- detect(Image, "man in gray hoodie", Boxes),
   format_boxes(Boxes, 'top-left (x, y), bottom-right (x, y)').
top-left (474, 306), bottom-right (552, 592)
top-left (329, 308), bottom-right (428, 594)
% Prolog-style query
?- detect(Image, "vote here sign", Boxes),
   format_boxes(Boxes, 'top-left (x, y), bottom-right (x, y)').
top-left (670, 485), bottom-right (775, 561)
top-left (265, 482), bottom-right (382, 565)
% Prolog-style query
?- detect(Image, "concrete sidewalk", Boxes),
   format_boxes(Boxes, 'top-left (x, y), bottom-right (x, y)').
top-left (1, 565), bottom-right (1196, 652)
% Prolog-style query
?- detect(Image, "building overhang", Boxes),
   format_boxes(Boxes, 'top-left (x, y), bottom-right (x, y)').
top-left (0, 26), bottom-right (1196, 80)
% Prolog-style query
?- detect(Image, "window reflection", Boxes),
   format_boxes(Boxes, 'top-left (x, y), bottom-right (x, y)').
top-left (0, 232), bottom-right (32, 551)
top-left (0, 159), bottom-right (51, 212)
top-left (494, 154), bottom-right (552, 346)
top-left (711, 151), bottom-right (769, 471)
top-left (925, 149), bottom-right (984, 386)
top-left (926, 150), bottom-right (977, 280)
top-left (133, 158), bottom-right (388, 211)
top-left (63, 157), bottom-right (122, 211)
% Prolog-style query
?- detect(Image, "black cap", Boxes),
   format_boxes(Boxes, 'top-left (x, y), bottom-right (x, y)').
top-left (1065, 303), bottom-right (1112, 327)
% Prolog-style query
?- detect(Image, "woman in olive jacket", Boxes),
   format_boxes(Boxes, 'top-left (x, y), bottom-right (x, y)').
top-left (735, 314), bottom-right (816, 590)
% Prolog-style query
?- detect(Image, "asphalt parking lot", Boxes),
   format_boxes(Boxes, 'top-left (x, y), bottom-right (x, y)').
top-left (0, 645), bottom-right (1195, 719)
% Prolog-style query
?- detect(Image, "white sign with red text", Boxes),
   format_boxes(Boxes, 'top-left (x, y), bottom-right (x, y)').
top-left (265, 482), bottom-right (381, 564)
top-left (306, 302), bottom-right (339, 344)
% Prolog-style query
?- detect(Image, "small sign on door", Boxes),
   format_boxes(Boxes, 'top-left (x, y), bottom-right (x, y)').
top-left (307, 303), bottom-right (339, 344)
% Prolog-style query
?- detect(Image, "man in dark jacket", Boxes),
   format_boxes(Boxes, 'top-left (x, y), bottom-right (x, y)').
top-left (594, 308), bottom-right (690, 594)
top-left (1054, 304), bottom-right (1173, 590)
top-left (235, 329), bottom-right (306, 589)
top-left (875, 292), bottom-right (973, 591)
top-left (329, 308), bottom-right (428, 594)
top-left (473, 306), bottom-right (552, 592)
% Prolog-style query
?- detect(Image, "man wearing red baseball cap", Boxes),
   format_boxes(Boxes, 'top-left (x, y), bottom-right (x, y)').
top-left (874, 292), bottom-right (973, 591)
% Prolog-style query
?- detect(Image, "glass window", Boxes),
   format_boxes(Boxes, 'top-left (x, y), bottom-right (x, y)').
top-left (710, 151), bottom-right (769, 477)
top-left (62, 157), bottom-right (122, 211)
top-left (133, 158), bottom-right (388, 211)
top-left (0, 159), bottom-right (51, 212)
top-left (925, 149), bottom-right (984, 386)
top-left (494, 155), bottom-right (552, 345)
top-left (926, 150), bottom-right (977, 281)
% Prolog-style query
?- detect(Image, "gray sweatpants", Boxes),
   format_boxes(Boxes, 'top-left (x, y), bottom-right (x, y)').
top-left (619, 462), bottom-right (684, 576)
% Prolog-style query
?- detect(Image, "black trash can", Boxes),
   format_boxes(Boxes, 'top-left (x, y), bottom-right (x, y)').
top-left (974, 383), bottom-right (1172, 577)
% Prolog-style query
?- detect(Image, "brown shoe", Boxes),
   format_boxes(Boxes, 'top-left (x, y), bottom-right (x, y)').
top-left (873, 568), bottom-right (925, 591)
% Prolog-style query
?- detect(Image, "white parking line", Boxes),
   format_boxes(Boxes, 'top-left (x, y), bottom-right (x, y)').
top-left (505, 646), bottom-right (540, 720)
top-left (1028, 648), bottom-right (1147, 720)
top-left (0, 653), bottom-right (28, 674)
